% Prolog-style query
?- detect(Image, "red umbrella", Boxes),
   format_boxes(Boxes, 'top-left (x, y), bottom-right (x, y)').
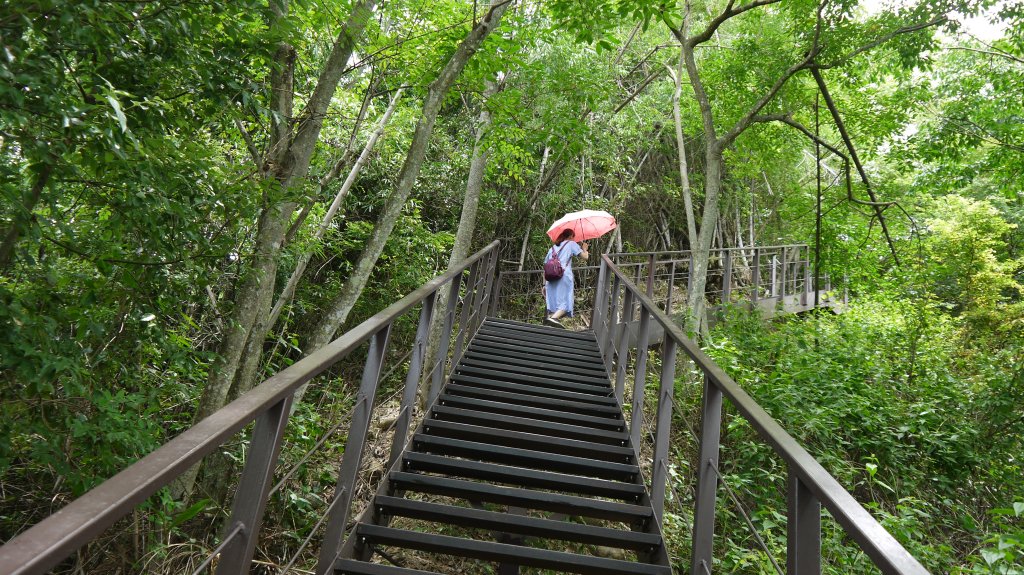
top-left (546, 209), bottom-right (617, 242)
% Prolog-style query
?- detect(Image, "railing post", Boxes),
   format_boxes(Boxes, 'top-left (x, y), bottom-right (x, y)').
top-left (450, 261), bottom-right (480, 370)
top-left (645, 253), bottom-right (656, 297)
top-left (215, 395), bottom-right (294, 575)
top-left (686, 253), bottom-right (695, 305)
top-left (429, 273), bottom-right (463, 403)
top-left (388, 293), bottom-right (436, 471)
top-left (316, 325), bottom-right (392, 575)
top-left (593, 258), bottom-right (609, 344)
top-left (489, 270), bottom-right (505, 317)
top-left (664, 260), bottom-right (676, 314)
top-left (475, 249), bottom-right (498, 333)
top-left (629, 307), bottom-right (652, 449)
top-left (803, 259), bottom-right (811, 307)
top-left (722, 249), bottom-right (733, 303)
top-left (603, 275), bottom-right (621, 374)
top-left (770, 254), bottom-right (778, 298)
top-left (478, 249), bottom-right (498, 329)
top-left (751, 248), bottom-right (761, 310)
top-left (650, 338), bottom-right (677, 522)
top-left (691, 371), bottom-right (723, 575)
top-left (614, 289), bottom-right (635, 402)
top-left (779, 246), bottom-right (788, 303)
top-left (787, 471), bottom-right (821, 575)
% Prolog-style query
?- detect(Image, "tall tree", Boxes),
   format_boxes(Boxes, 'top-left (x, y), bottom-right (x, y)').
top-left (302, 0), bottom-right (513, 356)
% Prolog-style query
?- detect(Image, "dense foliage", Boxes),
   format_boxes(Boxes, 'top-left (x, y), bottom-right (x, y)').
top-left (1, 0), bottom-right (1021, 572)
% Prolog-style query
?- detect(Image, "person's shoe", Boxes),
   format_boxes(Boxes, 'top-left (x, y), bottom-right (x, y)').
top-left (544, 316), bottom-right (563, 328)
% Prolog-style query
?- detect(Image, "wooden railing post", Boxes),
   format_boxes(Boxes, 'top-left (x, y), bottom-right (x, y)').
top-left (316, 325), bottom-right (392, 575)
top-left (691, 371), bottom-right (723, 575)
top-left (215, 395), bottom-right (294, 575)
top-left (650, 338), bottom-right (677, 521)
top-left (787, 471), bottom-right (821, 575)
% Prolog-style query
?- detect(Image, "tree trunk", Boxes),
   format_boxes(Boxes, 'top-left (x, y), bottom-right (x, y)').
top-left (669, 50), bottom-right (697, 250)
top-left (301, 0), bottom-right (511, 373)
top-left (419, 79), bottom-right (501, 407)
top-left (0, 161), bottom-right (53, 271)
top-left (174, 0), bottom-right (377, 500)
top-left (269, 88), bottom-right (404, 329)
top-left (517, 145), bottom-right (550, 271)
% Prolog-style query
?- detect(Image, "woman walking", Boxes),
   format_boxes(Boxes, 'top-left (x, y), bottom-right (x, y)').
top-left (543, 228), bottom-right (589, 327)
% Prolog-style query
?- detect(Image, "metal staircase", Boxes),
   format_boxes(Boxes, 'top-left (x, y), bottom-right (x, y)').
top-left (0, 242), bottom-right (932, 575)
top-left (334, 318), bottom-right (670, 575)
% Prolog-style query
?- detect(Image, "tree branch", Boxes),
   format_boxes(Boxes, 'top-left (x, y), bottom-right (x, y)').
top-left (814, 16), bottom-right (947, 69)
top-left (688, 0), bottom-right (784, 47)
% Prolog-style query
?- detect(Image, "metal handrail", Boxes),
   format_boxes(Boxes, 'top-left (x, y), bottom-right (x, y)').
top-left (0, 240), bottom-right (501, 575)
top-left (593, 254), bottom-right (930, 575)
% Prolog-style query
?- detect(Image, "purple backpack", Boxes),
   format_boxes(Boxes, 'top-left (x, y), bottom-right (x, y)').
top-left (543, 244), bottom-right (567, 281)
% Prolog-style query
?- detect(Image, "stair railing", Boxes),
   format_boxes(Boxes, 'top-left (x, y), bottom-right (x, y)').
top-left (591, 254), bottom-right (930, 575)
top-left (0, 241), bottom-right (501, 575)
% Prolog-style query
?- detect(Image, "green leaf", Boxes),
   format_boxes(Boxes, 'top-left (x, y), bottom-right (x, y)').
top-left (106, 94), bottom-right (127, 133)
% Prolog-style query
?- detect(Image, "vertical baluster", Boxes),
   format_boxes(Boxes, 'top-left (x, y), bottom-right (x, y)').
top-left (480, 249), bottom-right (499, 325)
top-left (751, 248), bottom-right (761, 310)
top-left (691, 372), bottom-right (723, 575)
top-left (215, 395), bottom-right (293, 575)
top-left (770, 254), bottom-right (778, 298)
top-left (316, 326), bottom-right (392, 574)
top-left (629, 307), bottom-right (652, 449)
top-left (490, 270), bottom-right (505, 317)
top-left (803, 259), bottom-right (811, 307)
top-left (665, 260), bottom-right (676, 314)
top-left (787, 471), bottom-right (821, 575)
top-left (388, 294), bottom-right (436, 471)
top-left (603, 275), bottom-right (621, 374)
top-left (645, 253), bottom-right (656, 297)
top-left (429, 273), bottom-right (463, 404)
top-left (651, 338), bottom-right (678, 522)
top-left (722, 250), bottom-right (733, 303)
top-left (779, 246), bottom-right (788, 303)
top-left (686, 253), bottom-right (694, 304)
top-left (614, 289), bottom-right (635, 402)
top-left (450, 262), bottom-right (479, 370)
top-left (593, 259), bottom-right (609, 346)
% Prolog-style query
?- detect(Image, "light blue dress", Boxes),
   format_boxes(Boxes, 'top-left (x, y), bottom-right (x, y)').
top-left (544, 240), bottom-right (583, 316)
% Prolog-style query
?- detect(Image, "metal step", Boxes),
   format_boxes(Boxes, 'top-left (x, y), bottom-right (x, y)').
top-left (475, 328), bottom-right (603, 355)
top-left (444, 384), bottom-right (622, 417)
top-left (460, 353), bottom-right (610, 383)
top-left (482, 317), bottom-right (599, 343)
top-left (434, 394), bottom-right (626, 431)
top-left (463, 347), bottom-right (609, 377)
top-left (373, 496), bottom-right (662, 551)
top-left (430, 405), bottom-right (629, 445)
top-left (449, 373), bottom-right (616, 405)
top-left (354, 524), bottom-right (671, 575)
top-left (401, 452), bottom-right (644, 501)
top-left (420, 418), bottom-right (634, 463)
top-left (411, 434), bottom-right (638, 481)
top-left (335, 559), bottom-right (441, 575)
top-left (388, 472), bottom-right (652, 523)
top-left (472, 330), bottom-right (603, 355)
top-left (455, 360), bottom-right (612, 391)
top-left (464, 342), bottom-right (608, 372)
